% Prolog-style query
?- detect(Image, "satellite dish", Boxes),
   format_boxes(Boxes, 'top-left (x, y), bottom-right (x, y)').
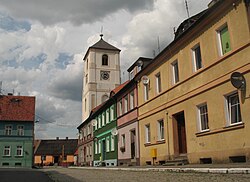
top-left (230, 72), bottom-right (246, 90)
top-left (111, 128), bottom-right (118, 136)
top-left (142, 75), bottom-right (149, 85)
top-left (91, 119), bottom-right (97, 126)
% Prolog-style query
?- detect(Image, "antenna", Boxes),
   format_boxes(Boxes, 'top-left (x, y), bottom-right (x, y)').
top-left (185, 0), bottom-right (190, 18)
top-left (0, 81), bottom-right (2, 94)
top-left (153, 50), bottom-right (156, 57)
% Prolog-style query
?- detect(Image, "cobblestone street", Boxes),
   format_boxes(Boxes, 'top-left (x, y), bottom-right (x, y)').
top-left (43, 168), bottom-right (250, 182)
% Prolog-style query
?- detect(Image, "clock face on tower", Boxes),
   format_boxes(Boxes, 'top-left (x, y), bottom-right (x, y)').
top-left (100, 71), bottom-right (110, 80)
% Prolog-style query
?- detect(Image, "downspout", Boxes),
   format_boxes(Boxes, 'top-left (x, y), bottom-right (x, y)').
top-left (166, 112), bottom-right (170, 160)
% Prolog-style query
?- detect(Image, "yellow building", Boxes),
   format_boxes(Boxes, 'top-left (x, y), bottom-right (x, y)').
top-left (136, 0), bottom-right (250, 165)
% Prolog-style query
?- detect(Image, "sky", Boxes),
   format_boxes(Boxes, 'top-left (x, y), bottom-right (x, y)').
top-left (0, 0), bottom-right (211, 139)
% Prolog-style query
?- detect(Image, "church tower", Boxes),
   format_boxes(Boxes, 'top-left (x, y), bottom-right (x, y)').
top-left (82, 34), bottom-right (121, 121)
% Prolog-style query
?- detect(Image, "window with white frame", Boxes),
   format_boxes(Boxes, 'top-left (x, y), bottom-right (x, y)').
top-left (197, 103), bottom-right (209, 131)
top-left (192, 44), bottom-right (203, 71)
top-left (121, 134), bottom-right (125, 147)
top-left (110, 106), bottom-right (114, 121)
top-left (124, 95), bottom-right (128, 113)
top-left (4, 146), bottom-right (11, 156)
top-left (98, 116), bottom-right (101, 128)
top-left (217, 24), bottom-right (231, 56)
top-left (118, 100), bottom-right (123, 116)
top-left (102, 112), bottom-right (105, 126)
top-left (98, 140), bottom-right (101, 154)
top-left (5, 125), bottom-right (12, 135)
top-left (111, 136), bottom-right (115, 151)
top-left (145, 124), bottom-right (150, 143)
top-left (158, 120), bottom-right (164, 140)
top-left (106, 109), bottom-right (110, 124)
top-left (171, 60), bottom-right (179, 84)
top-left (106, 137), bottom-right (110, 152)
top-left (130, 91), bottom-right (135, 110)
top-left (226, 92), bottom-right (242, 125)
top-left (155, 72), bottom-right (162, 94)
top-left (17, 125), bottom-right (24, 136)
top-left (144, 84), bottom-right (149, 101)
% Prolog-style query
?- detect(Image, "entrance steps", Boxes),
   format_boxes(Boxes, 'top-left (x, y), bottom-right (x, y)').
top-left (163, 155), bottom-right (188, 166)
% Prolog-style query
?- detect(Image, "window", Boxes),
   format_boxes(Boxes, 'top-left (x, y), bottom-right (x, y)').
top-left (158, 120), bottom-right (164, 140)
top-left (118, 100), bottom-right (123, 116)
top-left (197, 103), bottom-right (209, 131)
top-left (121, 134), bottom-right (125, 147)
top-left (217, 24), bottom-right (231, 55)
top-left (106, 109), bottom-right (110, 124)
top-left (89, 144), bottom-right (92, 156)
top-left (144, 84), bottom-right (149, 101)
top-left (86, 59), bottom-right (88, 70)
top-left (171, 60), bottom-right (179, 84)
top-left (5, 125), bottom-right (12, 135)
top-left (98, 116), bottom-right (101, 129)
top-left (4, 146), bottom-right (11, 156)
top-left (102, 54), bottom-right (108, 65)
top-left (129, 70), bottom-right (134, 80)
top-left (106, 137), bottom-right (110, 152)
top-left (145, 124), bottom-right (150, 143)
top-left (16, 146), bottom-right (23, 156)
top-left (98, 141), bottom-right (101, 154)
top-left (155, 72), bottom-right (162, 94)
top-left (87, 125), bottom-right (91, 135)
top-left (192, 44), bottom-right (203, 71)
top-left (17, 125), bottom-right (24, 136)
top-left (110, 106), bottom-right (114, 121)
top-left (102, 112), bottom-right (105, 126)
top-left (124, 95), bottom-right (128, 113)
top-left (226, 92), bottom-right (242, 125)
top-left (130, 91), bottom-right (135, 110)
top-left (84, 98), bottom-right (87, 112)
top-left (111, 136), bottom-right (115, 151)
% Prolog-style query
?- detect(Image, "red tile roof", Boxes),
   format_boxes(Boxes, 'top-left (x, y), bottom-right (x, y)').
top-left (111, 80), bottom-right (130, 95)
top-left (0, 95), bottom-right (35, 122)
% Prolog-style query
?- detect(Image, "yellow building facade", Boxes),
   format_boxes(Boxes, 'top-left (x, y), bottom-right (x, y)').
top-left (136, 0), bottom-right (250, 165)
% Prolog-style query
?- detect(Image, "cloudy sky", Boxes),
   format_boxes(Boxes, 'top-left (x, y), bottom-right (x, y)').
top-left (0, 0), bottom-right (211, 139)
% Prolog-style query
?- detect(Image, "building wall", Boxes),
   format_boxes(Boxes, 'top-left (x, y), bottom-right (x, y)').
top-left (117, 121), bottom-right (139, 165)
top-left (82, 48), bottom-right (120, 120)
top-left (0, 121), bottom-right (33, 168)
top-left (137, 0), bottom-right (250, 165)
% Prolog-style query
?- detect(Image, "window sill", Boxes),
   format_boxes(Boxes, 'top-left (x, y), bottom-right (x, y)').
top-left (2, 155), bottom-right (11, 157)
top-left (196, 123), bottom-right (244, 137)
top-left (15, 155), bottom-right (23, 158)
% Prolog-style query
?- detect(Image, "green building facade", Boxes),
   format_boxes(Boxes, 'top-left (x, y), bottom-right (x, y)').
top-left (93, 103), bottom-right (118, 166)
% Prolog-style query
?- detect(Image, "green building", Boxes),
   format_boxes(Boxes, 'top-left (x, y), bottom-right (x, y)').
top-left (0, 95), bottom-right (35, 168)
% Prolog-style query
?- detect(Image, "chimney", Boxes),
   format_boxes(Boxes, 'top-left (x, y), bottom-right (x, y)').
top-left (56, 137), bottom-right (59, 140)
top-left (8, 93), bottom-right (13, 96)
top-left (66, 137), bottom-right (68, 140)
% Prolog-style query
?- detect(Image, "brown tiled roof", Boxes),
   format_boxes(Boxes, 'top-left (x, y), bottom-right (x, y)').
top-left (111, 80), bottom-right (130, 95)
top-left (0, 95), bottom-right (35, 122)
top-left (35, 139), bottom-right (78, 156)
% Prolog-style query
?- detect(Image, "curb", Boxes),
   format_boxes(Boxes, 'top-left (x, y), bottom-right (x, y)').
top-left (69, 166), bottom-right (250, 174)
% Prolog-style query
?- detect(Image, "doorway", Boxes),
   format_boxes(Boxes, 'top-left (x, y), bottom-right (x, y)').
top-left (130, 130), bottom-right (136, 159)
top-left (173, 111), bottom-right (187, 154)
top-left (102, 140), bottom-right (106, 160)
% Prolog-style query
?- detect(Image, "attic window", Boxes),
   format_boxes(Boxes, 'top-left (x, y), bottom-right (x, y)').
top-left (102, 54), bottom-right (108, 66)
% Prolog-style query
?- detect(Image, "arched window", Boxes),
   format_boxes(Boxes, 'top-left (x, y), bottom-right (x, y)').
top-left (102, 94), bottom-right (109, 103)
top-left (102, 54), bottom-right (108, 66)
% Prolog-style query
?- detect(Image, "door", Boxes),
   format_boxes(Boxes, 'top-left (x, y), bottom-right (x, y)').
top-left (102, 140), bottom-right (106, 160)
top-left (130, 130), bottom-right (136, 159)
top-left (173, 111), bottom-right (187, 154)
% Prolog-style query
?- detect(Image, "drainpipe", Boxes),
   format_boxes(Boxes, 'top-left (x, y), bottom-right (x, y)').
top-left (166, 112), bottom-right (170, 160)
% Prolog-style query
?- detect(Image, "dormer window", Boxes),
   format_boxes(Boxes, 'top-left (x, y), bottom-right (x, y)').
top-left (102, 54), bottom-right (108, 66)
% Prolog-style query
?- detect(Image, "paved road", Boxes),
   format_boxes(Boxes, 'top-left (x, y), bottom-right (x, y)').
top-left (42, 167), bottom-right (250, 182)
top-left (0, 168), bottom-right (53, 182)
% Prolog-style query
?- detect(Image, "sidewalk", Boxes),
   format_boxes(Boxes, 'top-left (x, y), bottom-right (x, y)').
top-left (69, 163), bottom-right (250, 174)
